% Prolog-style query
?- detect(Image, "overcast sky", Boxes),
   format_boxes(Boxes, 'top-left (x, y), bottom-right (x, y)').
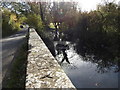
top-left (48, 0), bottom-right (120, 11)
top-left (75, 0), bottom-right (120, 12)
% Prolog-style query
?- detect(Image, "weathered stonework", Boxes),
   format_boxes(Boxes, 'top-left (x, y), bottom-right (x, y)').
top-left (26, 28), bottom-right (76, 89)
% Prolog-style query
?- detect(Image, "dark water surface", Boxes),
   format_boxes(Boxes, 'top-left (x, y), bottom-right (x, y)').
top-left (54, 41), bottom-right (118, 88)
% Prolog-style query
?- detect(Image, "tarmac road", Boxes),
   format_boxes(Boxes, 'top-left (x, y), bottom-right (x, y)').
top-left (0, 27), bottom-right (28, 87)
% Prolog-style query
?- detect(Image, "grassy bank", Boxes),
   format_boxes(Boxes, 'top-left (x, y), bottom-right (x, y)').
top-left (2, 39), bottom-right (28, 88)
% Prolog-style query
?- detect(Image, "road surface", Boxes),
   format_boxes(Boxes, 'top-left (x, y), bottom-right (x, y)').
top-left (0, 27), bottom-right (28, 87)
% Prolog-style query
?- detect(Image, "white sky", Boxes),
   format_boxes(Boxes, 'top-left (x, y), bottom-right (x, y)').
top-left (76, 0), bottom-right (102, 11)
top-left (54, 0), bottom-right (120, 12)
top-left (51, 0), bottom-right (120, 12)
top-left (74, 0), bottom-right (120, 12)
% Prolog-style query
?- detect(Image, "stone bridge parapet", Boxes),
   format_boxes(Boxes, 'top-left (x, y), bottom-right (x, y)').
top-left (26, 28), bottom-right (76, 89)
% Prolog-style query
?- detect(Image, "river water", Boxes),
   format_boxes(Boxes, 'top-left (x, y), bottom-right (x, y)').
top-left (54, 41), bottom-right (118, 88)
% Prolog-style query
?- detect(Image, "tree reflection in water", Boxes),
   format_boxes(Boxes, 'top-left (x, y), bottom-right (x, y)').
top-left (54, 37), bottom-right (119, 74)
top-left (74, 43), bottom-right (119, 74)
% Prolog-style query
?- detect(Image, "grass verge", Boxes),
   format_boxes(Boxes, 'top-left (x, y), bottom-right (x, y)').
top-left (2, 39), bottom-right (28, 89)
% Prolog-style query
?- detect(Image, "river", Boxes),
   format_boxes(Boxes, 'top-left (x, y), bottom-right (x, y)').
top-left (54, 41), bottom-right (118, 88)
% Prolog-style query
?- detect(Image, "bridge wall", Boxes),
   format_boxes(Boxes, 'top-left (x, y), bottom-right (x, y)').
top-left (26, 28), bottom-right (76, 88)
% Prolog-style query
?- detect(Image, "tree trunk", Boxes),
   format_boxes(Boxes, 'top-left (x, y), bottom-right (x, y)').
top-left (39, 2), bottom-right (44, 22)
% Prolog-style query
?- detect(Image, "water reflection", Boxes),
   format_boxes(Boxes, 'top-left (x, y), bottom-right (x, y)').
top-left (55, 42), bottom-right (70, 64)
top-left (75, 43), bottom-right (119, 74)
top-left (54, 41), bottom-right (119, 88)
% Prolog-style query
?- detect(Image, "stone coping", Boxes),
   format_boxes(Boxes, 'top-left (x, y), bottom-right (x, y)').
top-left (26, 28), bottom-right (76, 89)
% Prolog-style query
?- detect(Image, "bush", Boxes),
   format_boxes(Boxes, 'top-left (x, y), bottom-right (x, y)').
top-left (2, 9), bottom-right (23, 37)
top-left (26, 13), bottom-right (44, 31)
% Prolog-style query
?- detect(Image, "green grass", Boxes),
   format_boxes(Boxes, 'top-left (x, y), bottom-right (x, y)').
top-left (2, 40), bottom-right (28, 88)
